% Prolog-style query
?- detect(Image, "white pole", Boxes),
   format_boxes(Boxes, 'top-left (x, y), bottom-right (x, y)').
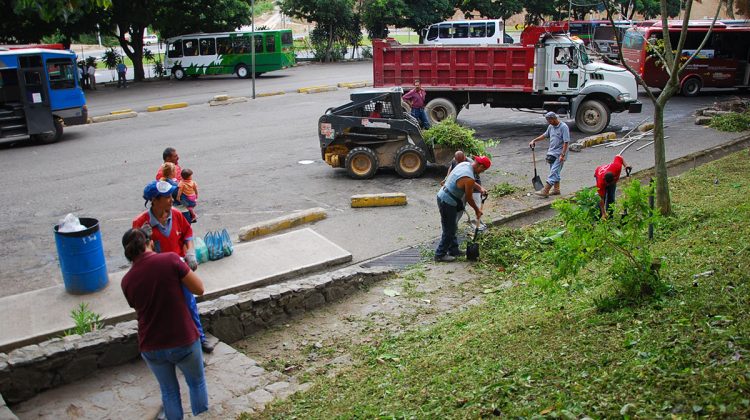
top-left (251, 0), bottom-right (256, 99)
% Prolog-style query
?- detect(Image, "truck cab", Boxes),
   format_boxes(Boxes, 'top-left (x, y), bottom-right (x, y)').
top-left (535, 34), bottom-right (641, 133)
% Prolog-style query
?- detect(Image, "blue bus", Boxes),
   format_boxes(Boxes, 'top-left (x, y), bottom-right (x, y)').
top-left (0, 48), bottom-right (87, 144)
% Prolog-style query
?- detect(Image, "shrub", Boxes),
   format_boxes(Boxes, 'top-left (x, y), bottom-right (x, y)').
top-left (423, 118), bottom-right (494, 157)
top-left (709, 112), bottom-right (750, 132)
top-left (361, 46), bottom-right (373, 59)
top-left (490, 182), bottom-right (519, 197)
top-left (551, 180), bottom-right (666, 310)
top-left (63, 302), bottom-right (103, 336)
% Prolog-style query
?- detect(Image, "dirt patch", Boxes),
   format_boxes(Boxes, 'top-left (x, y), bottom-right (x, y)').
top-left (233, 259), bottom-right (506, 379)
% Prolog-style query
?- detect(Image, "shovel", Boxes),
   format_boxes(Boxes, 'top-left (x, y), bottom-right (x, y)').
top-left (531, 145), bottom-right (545, 191)
top-left (466, 195), bottom-right (487, 261)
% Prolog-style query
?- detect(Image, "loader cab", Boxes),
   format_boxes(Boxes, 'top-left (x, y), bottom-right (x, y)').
top-left (541, 37), bottom-right (589, 95)
top-left (348, 88), bottom-right (406, 119)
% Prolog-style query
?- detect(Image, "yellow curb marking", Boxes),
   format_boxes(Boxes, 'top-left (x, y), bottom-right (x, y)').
top-left (351, 193), bottom-right (407, 208)
top-left (238, 208), bottom-right (327, 242)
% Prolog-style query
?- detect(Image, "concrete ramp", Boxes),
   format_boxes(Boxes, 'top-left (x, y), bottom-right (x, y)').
top-left (0, 228), bottom-right (351, 351)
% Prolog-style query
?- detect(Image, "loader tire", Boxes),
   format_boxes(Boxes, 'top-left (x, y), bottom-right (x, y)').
top-left (345, 147), bottom-right (379, 179)
top-left (394, 144), bottom-right (427, 178)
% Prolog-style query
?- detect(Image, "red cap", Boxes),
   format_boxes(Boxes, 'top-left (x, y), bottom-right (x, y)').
top-left (474, 155), bottom-right (492, 169)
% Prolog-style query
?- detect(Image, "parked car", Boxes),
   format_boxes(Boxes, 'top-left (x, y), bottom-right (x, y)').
top-left (143, 34), bottom-right (159, 45)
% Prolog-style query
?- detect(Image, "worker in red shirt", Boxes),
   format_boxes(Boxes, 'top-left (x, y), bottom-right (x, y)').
top-left (594, 154), bottom-right (631, 218)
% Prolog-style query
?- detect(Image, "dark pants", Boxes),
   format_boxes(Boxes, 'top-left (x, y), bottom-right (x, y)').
top-left (411, 108), bottom-right (431, 129)
top-left (436, 197), bottom-right (460, 257)
top-left (603, 183), bottom-right (617, 217)
top-left (117, 71), bottom-right (126, 88)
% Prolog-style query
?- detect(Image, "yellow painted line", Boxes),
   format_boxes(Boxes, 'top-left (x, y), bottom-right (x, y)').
top-left (146, 105), bottom-right (161, 112)
top-left (351, 193), bottom-right (407, 208)
top-left (213, 94), bottom-right (230, 101)
top-left (257, 91), bottom-right (285, 97)
top-left (238, 207), bottom-right (327, 242)
top-left (297, 85), bottom-right (327, 93)
top-left (109, 109), bottom-right (133, 115)
top-left (90, 112), bottom-right (138, 123)
top-left (304, 86), bottom-right (338, 94)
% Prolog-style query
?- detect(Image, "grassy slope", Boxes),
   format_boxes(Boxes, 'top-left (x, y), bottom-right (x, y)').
top-left (257, 150), bottom-right (750, 419)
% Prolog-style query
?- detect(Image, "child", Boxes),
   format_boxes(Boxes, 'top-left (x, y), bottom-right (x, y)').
top-left (178, 168), bottom-right (198, 222)
top-left (158, 162), bottom-right (180, 203)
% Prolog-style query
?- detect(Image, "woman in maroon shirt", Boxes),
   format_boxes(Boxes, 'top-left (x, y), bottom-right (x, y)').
top-left (121, 228), bottom-right (208, 419)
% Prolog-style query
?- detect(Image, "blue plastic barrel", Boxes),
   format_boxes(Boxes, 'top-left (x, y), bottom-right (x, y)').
top-left (53, 217), bottom-right (109, 294)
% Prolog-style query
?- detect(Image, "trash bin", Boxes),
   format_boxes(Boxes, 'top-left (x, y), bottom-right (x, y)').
top-left (54, 217), bottom-right (109, 294)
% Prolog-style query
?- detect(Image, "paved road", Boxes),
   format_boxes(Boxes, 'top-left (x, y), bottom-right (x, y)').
top-left (0, 61), bottom-right (746, 297)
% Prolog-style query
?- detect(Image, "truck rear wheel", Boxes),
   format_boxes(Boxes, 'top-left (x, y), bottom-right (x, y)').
top-left (394, 145), bottom-right (427, 178)
top-left (575, 99), bottom-right (609, 134)
top-left (345, 147), bottom-right (379, 179)
top-left (426, 98), bottom-right (457, 125)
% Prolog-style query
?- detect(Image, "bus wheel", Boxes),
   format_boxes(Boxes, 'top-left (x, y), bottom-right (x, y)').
top-left (236, 64), bottom-right (249, 79)
top-left (575, 99), bottom-right (609, 134)
top-left (681, 78), bottom-right (701, 97)
top-left (345, 147), bottom-right (379, 179)
top-left (172, 67), bottom-right (186, 81)
top-left (394, 145), bottom-right (427, 178)
top-left (426, 98), bottom-right (457, 125)
top-left (33, 118), bottom-right (63, 145)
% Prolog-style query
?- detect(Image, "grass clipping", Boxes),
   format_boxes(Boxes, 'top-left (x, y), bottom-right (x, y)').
top-left (259, 150), bottom-right (750, 418)
top-left (422, 117), bottom-right (494, 157)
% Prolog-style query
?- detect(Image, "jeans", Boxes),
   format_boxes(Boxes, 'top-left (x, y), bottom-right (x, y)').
top-left (547, 156), bottom-right (565, 185)
top-left (141, 339), bottom-right (208, 419)
top-left (436, 197), bottom-right (460, 257)
top-left (603, 183), bottom-right (617, 217)
top-left (117, 72), bottom-right (126, 88)
top-left (182, 286), bottom-right (206, 343)
top-left (411, 108), bottom-right (431, 129)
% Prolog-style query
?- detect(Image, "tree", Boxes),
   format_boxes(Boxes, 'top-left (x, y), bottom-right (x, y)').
top-left (456, 0), bottom-right (524, 19)
top-left (602, 0), bottom-right (726, 215)
top-left (281, 0), bottom-right (356, 62)
top-left (523, 0), bottom-right (559, 24)
top-left (153, 0), bottom-right (252, 40)
top-left (361, 0), bottom-right (407, 39)
top-left (2, 0), bottom-right (109, 47)
top-left (400, 0), bottom-right (456, 40)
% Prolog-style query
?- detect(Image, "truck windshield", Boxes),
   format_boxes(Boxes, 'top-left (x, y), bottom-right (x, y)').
top-left (578, 44), bottom-right (591, 65)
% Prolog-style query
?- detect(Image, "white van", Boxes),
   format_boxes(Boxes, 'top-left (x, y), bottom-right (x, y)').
top-left (422, 19), bottom-right (513, 45)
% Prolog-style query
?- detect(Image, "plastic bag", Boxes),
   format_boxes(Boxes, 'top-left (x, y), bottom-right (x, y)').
top-left (58, 213), bottom-right (86, 233)
top-left (194, 237), bottom-right (209, 264)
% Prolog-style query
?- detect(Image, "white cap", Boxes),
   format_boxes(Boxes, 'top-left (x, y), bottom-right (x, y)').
top-left (544, 111), bottom-right (558, 119)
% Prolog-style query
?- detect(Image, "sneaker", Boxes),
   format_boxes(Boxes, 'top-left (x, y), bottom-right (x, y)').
top-left (434, 254), bottom-right (456, 262)
top-left (449, 250), bottom-right (466, 257)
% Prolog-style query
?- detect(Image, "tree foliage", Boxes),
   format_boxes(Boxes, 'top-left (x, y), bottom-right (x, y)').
top-left (281, 0), bottom-right (356, 62)
top-left (153, 0), bottom-right (251, 40)
top-left (456, 0), bottom-right (524, 19)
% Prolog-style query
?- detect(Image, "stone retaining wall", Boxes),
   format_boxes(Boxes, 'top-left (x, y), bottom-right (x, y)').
top-left (0, 266), bottom-right (394, 404)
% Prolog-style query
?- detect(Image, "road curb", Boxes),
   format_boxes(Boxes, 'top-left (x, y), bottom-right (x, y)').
top-left (109, 109), bottom-right (133, 115)
top-left (351, 193), bottom-right (407, 208)
top-left (297, 85), bottom-right (337, 94)
top-left (90, 112), bottom-right (138, 123)
top-left (147, 102), bottom-right (189, 112)
top-left (238, 207), bottom-right (327, 242)
top-left (257, 91), bottom-right (285, 97)
top-left (337, 81), bottom-right (372, 89)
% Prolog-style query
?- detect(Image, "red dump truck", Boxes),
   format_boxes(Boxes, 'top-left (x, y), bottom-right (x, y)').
top-left (373, 24), bottom-right (642, 134)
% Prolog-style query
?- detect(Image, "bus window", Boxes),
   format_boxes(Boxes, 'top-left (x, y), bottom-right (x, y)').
top-left (200, 38), bottom-right (216, 55)
top-left (281, 31), bottom-right (293, 45)
top-left (217, 37), bottom-right (232, 54)
top-left (487, 24), bottom-right (496, 37)
top-left (426, 25), bottom-right (438, 41)
top-left (453, 23), bottom-right (469, 38)
top-left (439, 24), bottom-right (452, 39)
top-left (167, 41), bottom-right (183, 58)
top-left (623, 31), bottom-right (644, 50)
top-left (46, 58), bottom-right (76, 90)
top-left (255, 35), bottom-right (263, 53)
top-left (183, 39), bottom-right (199, 56)
top-left (266, 35), bottom-right (276, 53)
top-left (470, 22), bottom-right (486, 38)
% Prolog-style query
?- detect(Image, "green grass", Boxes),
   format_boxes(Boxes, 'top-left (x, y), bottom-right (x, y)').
top-left (252, 150), bottom-right (750, 418)
top-left (709, 111), bottom-right (750, 132)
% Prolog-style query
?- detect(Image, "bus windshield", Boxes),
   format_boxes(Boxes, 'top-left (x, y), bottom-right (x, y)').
top-left (622, 30), bottom-right (645, 50)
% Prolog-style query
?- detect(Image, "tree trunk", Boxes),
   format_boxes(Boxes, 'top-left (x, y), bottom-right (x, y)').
top-left (652, 100), bottom-right (672, 215)
top-left (119, 27), bottom-right (146, 81)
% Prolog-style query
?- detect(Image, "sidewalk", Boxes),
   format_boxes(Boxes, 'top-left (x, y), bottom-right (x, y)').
top-left (0, 228), bottom-right (351, 352)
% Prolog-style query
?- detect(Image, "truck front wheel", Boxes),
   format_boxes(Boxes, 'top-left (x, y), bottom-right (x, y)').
top-left (575, 99), bottom-right (610, 134)
top-left (394, 145), bottom-right (427, 178)
top-left (345, 147), bottom-right (379, 179)
top-left (426, 98), bottom-right (457, 125)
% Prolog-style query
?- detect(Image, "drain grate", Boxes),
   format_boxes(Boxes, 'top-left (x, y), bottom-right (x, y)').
top-left (361, 246), bottom-right (426, 269)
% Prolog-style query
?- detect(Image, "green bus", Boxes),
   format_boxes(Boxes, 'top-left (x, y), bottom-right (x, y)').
top-left (164, 29), bottom-right (295, 80)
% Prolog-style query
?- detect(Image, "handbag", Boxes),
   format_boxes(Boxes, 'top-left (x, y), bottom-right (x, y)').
top-left (546, 154), bottom-right (557, 165)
